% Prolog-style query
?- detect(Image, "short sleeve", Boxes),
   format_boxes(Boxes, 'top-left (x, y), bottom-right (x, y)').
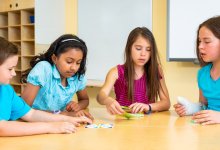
top-left (27, 61), bottom-right (52, 87)
top-left (0, 85), bottom-right (31, 121)
top-left (197, 69), bottom-right (202, 89)
top-left (10, 93), bottom-right (31, 120)
top-left (77, 75), bottom-right (87, 91)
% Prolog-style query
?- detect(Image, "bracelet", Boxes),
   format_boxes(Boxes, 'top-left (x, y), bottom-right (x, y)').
top-left (53, 110), bottom-right (61, 114)
top-left (146, 104), bottom-right (152, 114)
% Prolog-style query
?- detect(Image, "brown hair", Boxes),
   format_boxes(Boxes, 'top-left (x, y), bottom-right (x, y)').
top-left (196, 16), bottom-right (220, 67)
top-left (124, 27), bottom-right (161, 102)
top-left (0, 37), bottom-right (18, 65)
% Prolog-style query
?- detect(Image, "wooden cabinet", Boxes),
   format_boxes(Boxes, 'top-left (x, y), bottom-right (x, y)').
top-left (0, 1), bottom-right (35, 94)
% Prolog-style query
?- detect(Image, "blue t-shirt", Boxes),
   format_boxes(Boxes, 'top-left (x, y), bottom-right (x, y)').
top-left (197, 63), bottom-right (220, 111)
top-left (27, 61), bottom-right (87, 111)
top-left (0, 85), bottom-right (31, 120)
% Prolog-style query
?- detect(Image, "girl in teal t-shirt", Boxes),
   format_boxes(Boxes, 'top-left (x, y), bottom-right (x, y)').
top-left (21, 34), bottom-right (93, 120)
top-left (174, 16), bottom-right (220, 125)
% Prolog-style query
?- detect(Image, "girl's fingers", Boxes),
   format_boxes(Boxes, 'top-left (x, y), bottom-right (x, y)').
top-left (201, 120), bottom-right (215, 125)
top-left (140, 106), bottom-right (145, 113)
top-left (133, 105), bottom-right (141, 113)
top-left (132, 103), bottom-right (142, 113)
top-left (175, 106), bottom-right (186, 116)
top-left (193, 112), bottom-right (208, 119)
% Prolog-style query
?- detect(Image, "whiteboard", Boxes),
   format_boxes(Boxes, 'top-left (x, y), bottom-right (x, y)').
top-left (78, 0), bottom-right (152, 81)
top-left (35, 0), bottom-right (65, 44)
top-left (167, 0), bottom-right (220, 61)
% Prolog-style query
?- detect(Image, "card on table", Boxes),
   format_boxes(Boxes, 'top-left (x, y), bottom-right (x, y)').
top-left (85, 123), bottom-right (113, 128)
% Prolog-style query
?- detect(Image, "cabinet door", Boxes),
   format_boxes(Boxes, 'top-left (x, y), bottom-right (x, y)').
top-left (3, 0), bottom-right (20, 11)
top-left (0, 0), bottom-right (34, 12)
top-left (17, 0), bottom-right (34, 10)
top-left (0, 0), bottom-right (10, 12)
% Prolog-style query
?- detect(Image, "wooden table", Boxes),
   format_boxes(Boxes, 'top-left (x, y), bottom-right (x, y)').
top-left (0, 108), bottom-right (220, 150)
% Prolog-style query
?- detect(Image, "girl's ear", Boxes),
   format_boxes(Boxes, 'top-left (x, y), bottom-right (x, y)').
top-left (51, 54), bottom-right (57, 64)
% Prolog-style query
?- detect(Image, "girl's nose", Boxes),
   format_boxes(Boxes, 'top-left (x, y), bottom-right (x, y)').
top-left (198, 42), bottom-right (204, 50)
top-left (11, 69), bottom-right (16, 76)
top-left (141, 50), bottom-right (146, 56)
top-left (70, 64), bottom-right (78, 71)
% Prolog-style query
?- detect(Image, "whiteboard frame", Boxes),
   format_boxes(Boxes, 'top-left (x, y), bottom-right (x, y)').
top-left (167, 0), bottom-right (220, 62)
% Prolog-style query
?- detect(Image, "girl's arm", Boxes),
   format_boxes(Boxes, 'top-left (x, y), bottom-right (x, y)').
top-left (66, 89), bottom-right (89, 112)
top-left (21, 109), bottom-right (92, 125)
top-left (0, 120), bottom-right (76, 137)
top-left (150, 67), bottom-right (170, 112)
top-left (199, 90), bottom-right (208, 106)
top-left (97, 67), bottom-right (117, 105)
top-left (97, 67), bottom-right (124, 115)
top-left (21, 83), bottom-right (40, 106)
top-left (76, 89), bottom-right (89, 110)
top-left (0, 108), bottom-right (93, 137)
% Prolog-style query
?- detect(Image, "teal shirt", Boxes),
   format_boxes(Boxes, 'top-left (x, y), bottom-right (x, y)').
top-left (0, 85), bottom-right (31, 120)
top-left (198, 63), bottom-right (220, 111)
top-left (27, 61), bottom-right (87, 111)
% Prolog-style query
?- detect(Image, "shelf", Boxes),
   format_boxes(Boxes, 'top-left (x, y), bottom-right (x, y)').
top-left (21, 25), bottom-right (34, 40)
top-left (21, 56), bottom-right (33, 71)
top-left (10, 40), bottom-right (21, 42)
top-left (11, 41), bottom-right (21, 55)
top-left (8, 11), bottom-right (21, 26)
top-left (8, 26), bottom-right (21, 41)
top-left (22, 24), bottom-right (34, 26)
top-left (0, 28), bottom-right (8, 39)
top-left (22, 39), bottom-right (34, 42)
top-left (15, 57), bottom-right (21, 70)
top-left (0, 12), bottom-right (8, 26)
top-left (21, 9), bottom-right (34, 24)
top-left (10, 71), bottom-right (22, 84)
top-left (21, 41), bottom-right (35, 56)
top-left (0, 26), bottom-right (8, 29)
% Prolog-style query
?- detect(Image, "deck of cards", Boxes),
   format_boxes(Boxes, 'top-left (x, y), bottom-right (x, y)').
top-left (85, 123), bottom-right (113, 128)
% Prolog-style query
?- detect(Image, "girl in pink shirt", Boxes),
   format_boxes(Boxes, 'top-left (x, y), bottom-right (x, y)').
top-left (97, 27), bottom-right (170, 115)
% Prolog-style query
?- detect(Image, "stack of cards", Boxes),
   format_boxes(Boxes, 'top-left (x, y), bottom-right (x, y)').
top-left (120, 106), bottom-right (144, 119)
top-left (85, 123), bottom-right (113, 128)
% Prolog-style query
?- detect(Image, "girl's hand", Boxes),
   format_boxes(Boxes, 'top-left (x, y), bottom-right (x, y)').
top-left (173, 103), bottom-right (186, 117)
top-left (106, 99), bottom-right (124, 115)
top-left (192, 110), bottom-right (220, 125)
top-left (70, 116), bottom-right (93, 126)
top-left (73, 110), bottom-right (94, 120)
top-left (48, 122), bottom-right (77, 134)
top-left (66, 101), bottom-right (80, 112)
top-left (129, 103), bottom-right (148, 113)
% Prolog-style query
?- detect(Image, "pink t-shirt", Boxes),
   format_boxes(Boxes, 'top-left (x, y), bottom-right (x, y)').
top-left (114, 64), bottom-right (150, 106)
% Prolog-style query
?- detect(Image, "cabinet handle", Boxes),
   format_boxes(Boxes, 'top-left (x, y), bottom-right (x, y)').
top-left (9, 4), bottom-right (12, 8)
top-left (15, 3), bottom-right (18, 7)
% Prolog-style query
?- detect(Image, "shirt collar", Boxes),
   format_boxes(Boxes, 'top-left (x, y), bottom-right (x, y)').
top-left (52, 64), bottom-right (61, 79)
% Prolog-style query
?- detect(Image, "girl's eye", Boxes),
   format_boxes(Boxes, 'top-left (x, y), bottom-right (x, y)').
top-left (67, 61), bottom-right (73, 64)
top-left (136, 47), bottom-right (142, 50)
top-left (76, 62), bottom-right (81, 65)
